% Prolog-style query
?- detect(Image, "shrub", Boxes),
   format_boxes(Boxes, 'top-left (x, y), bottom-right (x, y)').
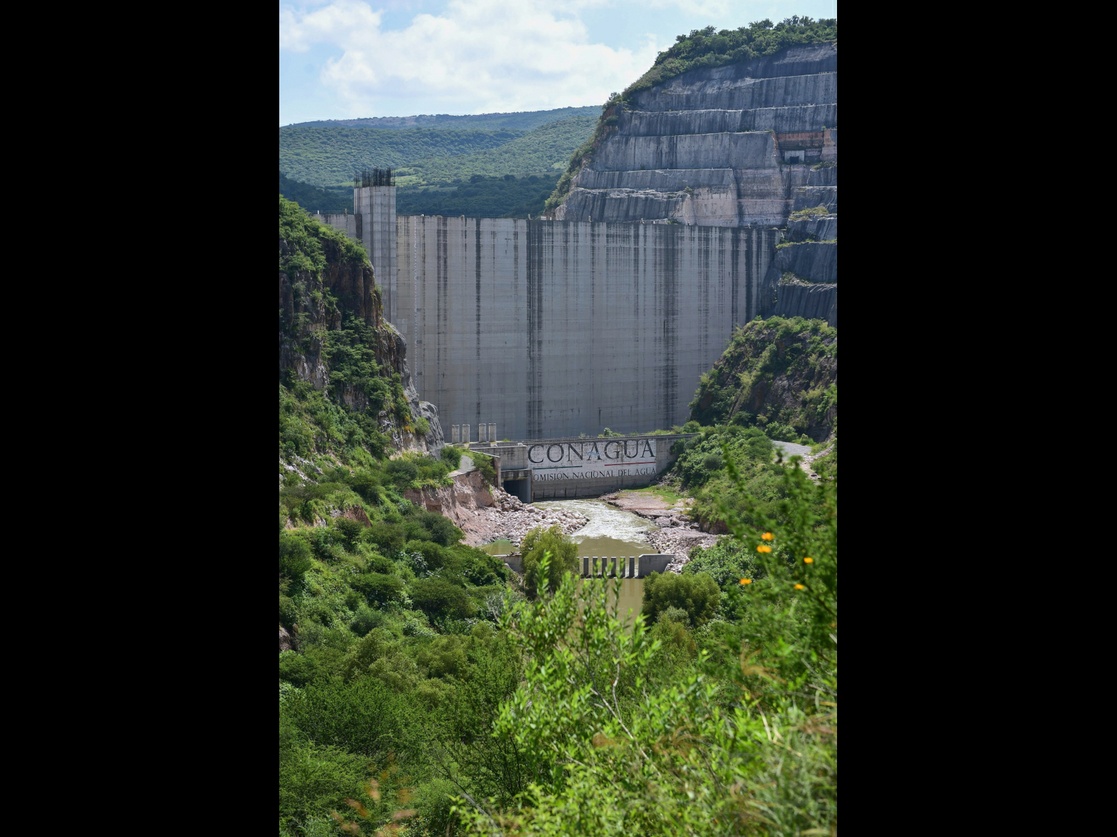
top-left (642, 571), bottom-right (721, 628)
top-left (683, 539), bottom-right (761, 588)
top-left (404, 539), bottom-right (452, 573)
top-left (409, 576), bottom-right (477, 622)
top-left (279, 594), bottom-right (299, 631)
top-left (279, 531), bottom-right (313, 585)
top-left (404, 508), bottom-right (463, 547)
top-left (350, 572), bottom-right (405, 608)
top-left (520, 525), bottom-right (578, 598)
top-left (349, 604), bottom-right (384, 637)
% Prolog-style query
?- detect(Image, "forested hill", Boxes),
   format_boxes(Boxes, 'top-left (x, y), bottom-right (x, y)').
top-left (287, 107), bottom-right (599, 132)
top-left (279, 106), bottom-right (599, 217)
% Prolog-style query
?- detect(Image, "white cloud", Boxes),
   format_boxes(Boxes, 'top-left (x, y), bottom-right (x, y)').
top-left (280, 0), bottom-right (383, 53)
top-left (282, 0), bottom-right (659, 116)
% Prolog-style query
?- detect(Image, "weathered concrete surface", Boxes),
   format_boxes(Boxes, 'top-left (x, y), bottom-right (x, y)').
top-left (391, 216), bottom-right (778, 441)
top-left (470, 434), bottom-right (694, 500)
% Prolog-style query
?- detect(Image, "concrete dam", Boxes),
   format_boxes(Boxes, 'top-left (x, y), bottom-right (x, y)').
top-left (320, 186), bottom-right (778, 442)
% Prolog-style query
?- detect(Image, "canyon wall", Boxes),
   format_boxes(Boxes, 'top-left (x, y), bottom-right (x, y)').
top-left (552, 42), bottom-right (836, 326)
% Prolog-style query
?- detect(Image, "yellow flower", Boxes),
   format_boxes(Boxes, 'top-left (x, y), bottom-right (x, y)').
top-left (756, 544), bottom-right (772, 553)
top-left (803, 557), bottom-right (814, 564)
top-left (739, 578), bottom-right (752, 585)
top-left (794, 583), bottom-right (805, 590)
top-left (761, 532), bottom-right (774, 541)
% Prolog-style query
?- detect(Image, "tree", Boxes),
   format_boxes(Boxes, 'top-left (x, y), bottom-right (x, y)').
top-left (519, 525), bottom-right (578, 598)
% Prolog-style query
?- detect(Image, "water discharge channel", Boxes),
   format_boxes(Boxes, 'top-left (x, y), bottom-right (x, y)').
top-left (533, 498), bottom-right (658, 625)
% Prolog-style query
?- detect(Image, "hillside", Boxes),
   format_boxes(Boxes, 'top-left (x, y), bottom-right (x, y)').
top-left (688, 316), bottom-right (837, 443)
top-left (279, 106), bottom-right (599, 217)
top-left (278, 195), bottom-right (443, 460)
top-left (543, 19), bottom-right (837, 328)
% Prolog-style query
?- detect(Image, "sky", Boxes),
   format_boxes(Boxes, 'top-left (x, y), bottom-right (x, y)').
top-left (279, 0), bottom-right (838, 126)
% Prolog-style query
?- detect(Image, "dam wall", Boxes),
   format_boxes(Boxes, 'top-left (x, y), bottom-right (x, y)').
top-left (387, 214), bottom-right (777, 441)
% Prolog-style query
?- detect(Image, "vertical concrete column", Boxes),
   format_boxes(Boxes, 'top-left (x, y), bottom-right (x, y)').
top-left (451, 425), bottom-right (460, 444)
top-left (489, 423), bottom-right (496, 441)
top-left (463, 424), bottom-right (470, 443)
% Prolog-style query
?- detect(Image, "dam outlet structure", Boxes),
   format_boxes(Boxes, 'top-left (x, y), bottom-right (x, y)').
top-left (467, 433), bottom-right (694, 501)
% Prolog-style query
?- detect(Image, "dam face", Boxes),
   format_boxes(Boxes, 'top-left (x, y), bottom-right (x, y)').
top-left (321, 191), bottom-right (778, 441)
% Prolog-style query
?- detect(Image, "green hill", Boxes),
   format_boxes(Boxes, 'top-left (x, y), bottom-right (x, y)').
top-left (279, 106), bottom-right (600, 218)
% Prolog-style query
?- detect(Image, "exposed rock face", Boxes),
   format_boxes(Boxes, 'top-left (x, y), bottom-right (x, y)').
top-left (279, 223), bottom-right (443, 456)
top-left (553, 43), bottom-right (836, 229)
top-left (404, 470), bottom-right (588, 548)
top-left (551, 42), bottom-right (837, 327)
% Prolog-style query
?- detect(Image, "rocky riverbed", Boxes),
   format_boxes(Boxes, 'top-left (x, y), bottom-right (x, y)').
top-left (599, 490), bottom-right (721, 572)
top-left (449, 481), bottom-right (721, 573)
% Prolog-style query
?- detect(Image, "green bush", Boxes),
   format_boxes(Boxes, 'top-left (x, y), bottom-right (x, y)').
top-left (404, 539), bottom-right (452, 573)
top-left (349, 604), bottom-right (385, 637)
top-left (283, 675), bottom-right (411, 757)
top-left (350, 572), bottom-right (405, 608)
top-left (409, 575), bottom-right (477, 622)
top-left (279, 531), bottom-right (313, 585)
top-left (440, 444), bottom-right (466, 468)
top-left (520, 525), bottom-right (578, 598)
top-left (683, 539), bottom-right (761, 588)
top-left (279, 594), bottom-right (299, 631)
top-left (642, 571), bottom-right (721, 628)
top-left (403, 508), bottom-right (463, 546)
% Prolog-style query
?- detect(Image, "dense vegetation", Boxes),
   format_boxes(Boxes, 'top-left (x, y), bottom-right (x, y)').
top-left (689, 316), bottom-right (837, 444)
top-left (280, 107), bottom-right (598, 217)
top-left (279, 192), bottom-right (837, 835)
top-left (623, 16), bottom-right (837, 100)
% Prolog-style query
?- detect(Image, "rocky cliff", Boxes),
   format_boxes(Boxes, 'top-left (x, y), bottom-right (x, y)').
top-left (550, 41), bottom-right (836, 327)
top-left (278, 197), bottom-right (443, 457)
top-left (688, 316), bottom-right (836, 443)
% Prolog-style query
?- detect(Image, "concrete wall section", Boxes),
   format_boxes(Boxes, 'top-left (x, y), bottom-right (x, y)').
top-left (394, 216), bottom-right (777, 442)
top-left (315, 212), bottom-right (357, 240)
top-left (354, 186), bottom-right (397, 315)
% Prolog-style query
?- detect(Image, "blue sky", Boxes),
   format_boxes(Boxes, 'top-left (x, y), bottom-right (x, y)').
top-left (279, 1), bottom-right (838, 126)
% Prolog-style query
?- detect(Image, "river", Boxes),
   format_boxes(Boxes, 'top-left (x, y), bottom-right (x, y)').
top-left (534, 498), bottom-right (657, 625)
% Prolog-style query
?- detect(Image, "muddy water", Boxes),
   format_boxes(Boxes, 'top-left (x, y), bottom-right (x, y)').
top-left (535, 498), bottom-right (657, 625)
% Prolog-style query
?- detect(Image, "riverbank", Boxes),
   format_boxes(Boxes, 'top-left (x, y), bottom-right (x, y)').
top-left (428, 470), bottom-right (719, 572)
top-left (599, 489), bottom-right (721, 572)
